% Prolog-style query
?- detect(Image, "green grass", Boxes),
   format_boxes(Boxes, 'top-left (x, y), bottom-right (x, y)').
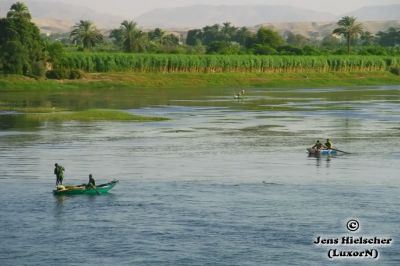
top-left (1, 71), bottom-right (400, 91)
top-left (0, 106), bottom-right (66, 113)
top-left (6, 109), bottom-right (167, 122)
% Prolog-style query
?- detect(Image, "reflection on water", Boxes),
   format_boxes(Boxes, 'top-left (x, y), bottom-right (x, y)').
top-left (308, 153), bottom-right (333, 168)
top-left (0, 114), bottom-right (41, 130)
top-left (1, 85), bottom-right (400, 265)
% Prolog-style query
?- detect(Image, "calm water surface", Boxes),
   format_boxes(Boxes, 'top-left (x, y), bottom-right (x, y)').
top-left (0, 85), bottom-right (399, 265)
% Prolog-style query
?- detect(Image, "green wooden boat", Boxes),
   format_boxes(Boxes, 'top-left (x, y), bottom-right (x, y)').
top-left (53, 180), bottom-right (119, 195)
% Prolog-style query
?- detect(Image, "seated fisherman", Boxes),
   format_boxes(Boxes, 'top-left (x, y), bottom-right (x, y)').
top-left (324, 139), bottom-right (333, 150)
top-left (312, 140), bottom-right (323, 150)
top-left (87, 174), bottom-right (96, 188)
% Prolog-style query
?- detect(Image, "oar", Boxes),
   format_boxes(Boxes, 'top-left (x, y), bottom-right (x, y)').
top-left (332, 148), bottom-right (351, 154)
top-left (93, 186), bottom-right (100, 195)
top-left (87, 184), bottom-right (100, 195)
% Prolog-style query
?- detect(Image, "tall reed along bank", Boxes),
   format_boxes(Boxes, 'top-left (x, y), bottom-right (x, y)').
top-left (58, 53), bottom-right (400, 73)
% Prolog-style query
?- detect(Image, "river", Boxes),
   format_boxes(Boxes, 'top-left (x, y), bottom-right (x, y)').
top-left (0, 85), bottom-right (399, 265)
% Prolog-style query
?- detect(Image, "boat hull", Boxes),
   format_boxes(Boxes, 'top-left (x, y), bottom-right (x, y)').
top-left (53, 180), bottom-right (119, 195)
top-left (307, 148), bottom-right (337, 155)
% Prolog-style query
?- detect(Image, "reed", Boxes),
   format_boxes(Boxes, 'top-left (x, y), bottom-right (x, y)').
top-left (58, 53), bottom-right (400, 73)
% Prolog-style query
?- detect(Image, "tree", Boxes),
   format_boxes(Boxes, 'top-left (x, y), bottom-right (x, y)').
top-left (148, 28), bottom-right (165, 44)
top-left (70, 20), bottom-right (103, 50)
top-left (185, 23), bottom-right (255, 53)
top-left (111, 20), bottom-right (148, 52)
top-left (120, 20), bottom-right (138, 52)
top-left (46, 41), bottom-right (65, 66)
top-left (186, 29), bottom-right (203, 46)
top-left (6, 1), bottom-right (31, 20)
top-left (128, 30), bottom-right (148, 52)
top-left (202, 24), bottom-right (222, 45)
top-left (0, 2), bottom-right (45, 76)
top-left (360, 31), bottom-right (375, 46)
top-left (162, 34), bottom-right (180, 46)
top-left (332, 16), bottom-right (363, 54)
top-left (233, 27), bottom-right (253, 46)
top-left (1, 40), bottom-right (29, 74)
top-left (277, 45), bottom-right (304, 55)
top-left (220, 22), bottom-right (237, 41)
top-left (255, 27), bottom-right (284, 48)
top-left (109, 28), bottom-right (124, 48)
top-left (376, 27), bottom-right (400, 46)
top-left (321, 35), bottom-right (340, 48)
top-left (253, 44), bottom-right (277, 55)
top-left (286, 32), bottom-right (309, 47)
top-left (207, 41), bottom-right (240, 54)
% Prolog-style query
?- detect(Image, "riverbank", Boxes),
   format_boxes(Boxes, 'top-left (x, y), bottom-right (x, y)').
top-left (1, 71), bottom-right (399, 122)
top-left (1, 71), bottom-right (400, 91)
top-left (0, 108), bottom-right (167, 123)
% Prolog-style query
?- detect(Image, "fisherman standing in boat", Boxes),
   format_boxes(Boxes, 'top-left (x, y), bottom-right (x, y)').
top-left (54, 163), bottom-right (65, 186)
top-left (324, 139), bottom-right (333, 149)
top-left (87, 174), bottom-right (96, 188)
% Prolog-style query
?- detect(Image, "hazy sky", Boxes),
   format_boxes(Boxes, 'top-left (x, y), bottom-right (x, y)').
top-left (41, 0), bottom-right (400, 17)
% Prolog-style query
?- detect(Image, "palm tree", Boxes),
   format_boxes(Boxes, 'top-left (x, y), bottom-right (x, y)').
top-left (120, 20), bottom-right (137, 52)
top-left (7, 1), bottom-right (31, 20)
top-left (148, 28), bottom-right (165, 45)
top-left (221, 22), bottom-right (237, 41)
top-left (70, 20), bottom-right (103, 50)
top-left (360, 31), bottom-right (375, 46)
top-left (130, 30), bottom-right (148, 52)
top-left (333, 16), bottom-right (363, 54)
top-left (120, 20), bottom-right (147, 52)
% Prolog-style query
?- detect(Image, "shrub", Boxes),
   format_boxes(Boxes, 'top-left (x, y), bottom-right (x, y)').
top-left (31, 61), bottom-right (46, 78)
top-left (46, 69), bottom-right (69, 79)
top-left (390, 67), bottom-right (400, 75)
top-left (69, 69), bottom-right (83, 79)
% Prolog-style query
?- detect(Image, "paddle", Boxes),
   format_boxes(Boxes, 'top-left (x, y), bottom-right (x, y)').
top-left (86, 183), bottom-right (100, 195)
top-left (332, 148), bottom-right (351, 154)
top-left (92, 185), bottom-right (100, 195)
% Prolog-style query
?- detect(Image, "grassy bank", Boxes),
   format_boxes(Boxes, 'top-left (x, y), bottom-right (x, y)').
top-left (0, 107), bottom-right (167, 122)
top-left (1, 71), bottom-right (400, 91)
top-left (21, 109), bottom-right (167, 122)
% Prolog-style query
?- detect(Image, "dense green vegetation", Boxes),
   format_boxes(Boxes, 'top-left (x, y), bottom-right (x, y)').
top-left (1, 2), bottom-right (400, 79)
top-left (57, 53), bottom-right (399, 73)
top-left (71, 20), bottom-right (400, 56)
top-left (0, 2), bottom-right (45, 76)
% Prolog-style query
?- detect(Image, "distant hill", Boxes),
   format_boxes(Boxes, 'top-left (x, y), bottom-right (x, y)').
top-left (136, 5), bottom-right (337, 28)
top-left (346, 4), bottom-right (400, 21)
top-left (1, 1), bottom-right (399, 35)
top-left (255, 20), bottom-right (400, 39)
top-left (0, 0), bottom-right (123, 32)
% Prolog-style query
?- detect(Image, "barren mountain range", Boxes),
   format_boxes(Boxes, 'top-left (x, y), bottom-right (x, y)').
top-left (1, 1), bottom-right (399, 35)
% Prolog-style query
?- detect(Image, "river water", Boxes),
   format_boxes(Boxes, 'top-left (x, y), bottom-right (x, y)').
top-left (0, 85), bottom-right (399, 265)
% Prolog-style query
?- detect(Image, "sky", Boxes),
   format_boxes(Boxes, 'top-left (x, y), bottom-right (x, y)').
top-left (39, 0), bottom-right (400, 17)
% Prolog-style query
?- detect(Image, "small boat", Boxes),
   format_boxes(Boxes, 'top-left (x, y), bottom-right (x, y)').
top-left (53, 180), bottom-right (119, 195)
top-left (233, 89), bottom-right (245, 99)
top-left (307, 148), bottom-right (337, 155)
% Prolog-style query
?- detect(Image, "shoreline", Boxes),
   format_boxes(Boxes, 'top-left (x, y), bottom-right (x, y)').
top-left (1, 71), bottom-right (400, 90)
